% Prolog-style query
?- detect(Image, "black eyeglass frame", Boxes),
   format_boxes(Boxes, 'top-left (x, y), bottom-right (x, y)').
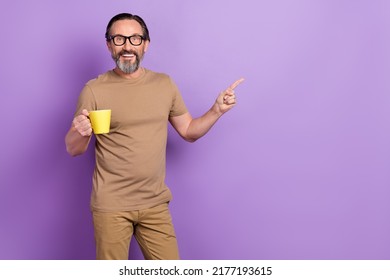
top-left (107, 34), bottom-right (145, 46)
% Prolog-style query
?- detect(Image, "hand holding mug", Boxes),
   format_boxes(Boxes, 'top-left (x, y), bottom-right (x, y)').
top-left (73, 109), bottom-right (92, 137)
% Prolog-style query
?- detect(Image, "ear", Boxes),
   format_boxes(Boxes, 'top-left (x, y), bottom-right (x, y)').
top-left (143, 40), bottom-right (150, 53)
top-left (106, 40), bottom-right (113, 53)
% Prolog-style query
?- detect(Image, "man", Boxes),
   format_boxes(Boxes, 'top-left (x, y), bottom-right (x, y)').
top-left (65, 13), bottom-right (244, 260)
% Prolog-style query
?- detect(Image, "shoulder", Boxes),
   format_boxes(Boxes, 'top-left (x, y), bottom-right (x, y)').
top-left (144, 69), bottom-right (174, 83)
top-left (143, 69), bottom-right (180, 94)
top-left (85, 71), bottom-right (115, 87)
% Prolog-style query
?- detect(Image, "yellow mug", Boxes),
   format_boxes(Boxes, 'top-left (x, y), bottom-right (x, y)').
top-left (89, 109), bottom-right (111, 134)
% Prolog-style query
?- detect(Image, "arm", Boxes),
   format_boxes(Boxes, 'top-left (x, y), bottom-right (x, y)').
top-left (65, 109), bottom-right (93, 156)
top-left (169, 78), bottom-right (244, 142)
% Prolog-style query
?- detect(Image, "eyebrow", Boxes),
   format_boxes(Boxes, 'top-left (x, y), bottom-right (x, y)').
top-left (110, 33), bottom-right (143, 37)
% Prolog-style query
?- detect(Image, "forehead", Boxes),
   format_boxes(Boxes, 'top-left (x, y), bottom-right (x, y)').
top-left (110, 19), bottom-right (143, 35)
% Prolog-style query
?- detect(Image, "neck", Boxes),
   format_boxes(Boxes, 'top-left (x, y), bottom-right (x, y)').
top-left (114, 67), bottom-right (145, 80)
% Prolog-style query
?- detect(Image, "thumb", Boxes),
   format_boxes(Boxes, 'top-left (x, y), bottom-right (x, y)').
top-left (217, 91), bottom-right (226, 103)
top-left (81, 109), bottom-right (90, 117)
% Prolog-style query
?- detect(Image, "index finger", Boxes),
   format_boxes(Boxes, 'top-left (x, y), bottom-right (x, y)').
top-left (229, 78), bottom-right (245, 90)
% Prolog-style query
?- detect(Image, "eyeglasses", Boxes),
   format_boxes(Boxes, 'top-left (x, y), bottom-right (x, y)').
top-left (108, 35), bottom-right (145, 46)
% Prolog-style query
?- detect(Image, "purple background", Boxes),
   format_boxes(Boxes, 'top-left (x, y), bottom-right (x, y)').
top-left (1, 0), bottom-right (390, 260)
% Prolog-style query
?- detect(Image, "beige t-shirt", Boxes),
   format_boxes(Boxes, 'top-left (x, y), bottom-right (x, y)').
top-left (75, 69), bottom-right (188, 212)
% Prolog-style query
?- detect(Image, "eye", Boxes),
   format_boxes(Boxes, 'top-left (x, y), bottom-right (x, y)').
top-left (114, 36), bottom-right (125, 44)
top-left (131, 35), bottom-right (142, 43)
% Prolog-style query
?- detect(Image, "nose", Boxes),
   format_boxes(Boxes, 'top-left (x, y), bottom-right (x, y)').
top-left (122, 38), bottom-right (133, 50)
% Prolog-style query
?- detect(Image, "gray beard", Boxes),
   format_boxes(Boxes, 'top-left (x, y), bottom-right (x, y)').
top-left (115, 57), bottom-right (140, 74)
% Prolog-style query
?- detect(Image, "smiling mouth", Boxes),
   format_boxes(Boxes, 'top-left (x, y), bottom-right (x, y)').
top-left (121, 53), bottom-right (135, 59)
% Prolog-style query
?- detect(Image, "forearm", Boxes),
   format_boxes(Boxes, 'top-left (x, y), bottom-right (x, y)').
top-left (65, 126), bottom-right (92, 156)
top-left (186, 103), bottom-right (223, 142)
top-left (170, 78), bottom-right (243, 142)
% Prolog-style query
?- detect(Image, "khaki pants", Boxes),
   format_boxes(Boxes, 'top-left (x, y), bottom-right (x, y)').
top-left (92, 203), bottom-right (179, 260)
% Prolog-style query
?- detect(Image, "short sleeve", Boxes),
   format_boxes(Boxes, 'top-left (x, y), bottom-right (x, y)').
top-left (168, 78), bottom-right (188, 117)
top-left (74, 84), bottom-right (97, 117)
